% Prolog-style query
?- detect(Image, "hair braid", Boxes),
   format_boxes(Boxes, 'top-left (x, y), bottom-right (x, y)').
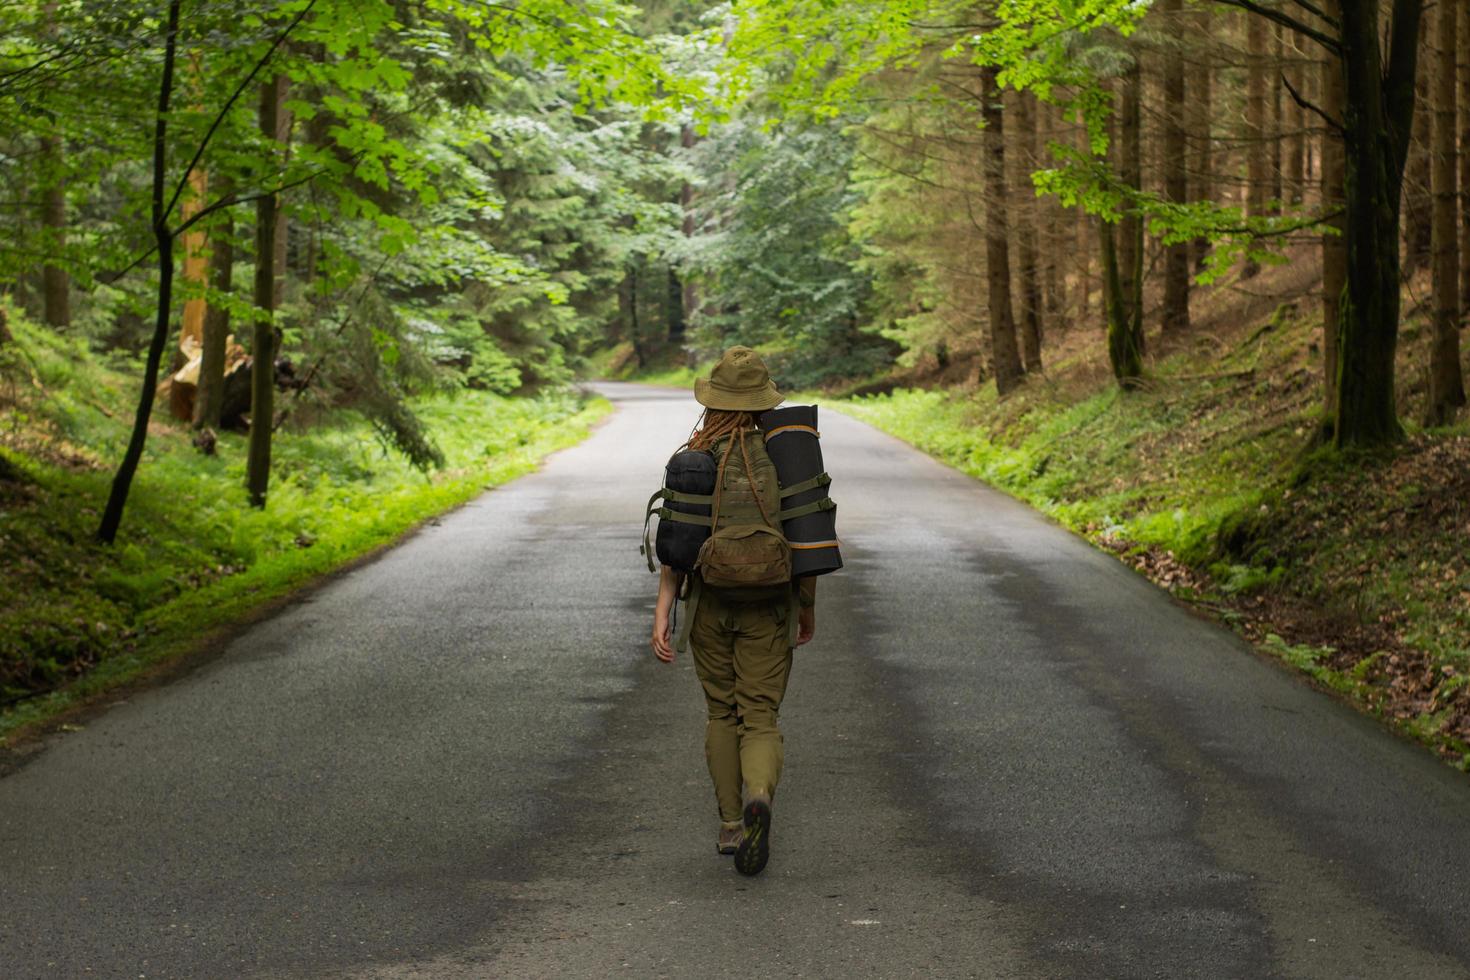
top-left (686, 408), bottom-right (760, 452)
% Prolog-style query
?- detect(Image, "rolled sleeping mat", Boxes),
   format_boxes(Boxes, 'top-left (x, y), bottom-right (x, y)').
top-left (646, 449), bottom-right (717, 573)
top-left (758, 405), bottom-right (841, 577)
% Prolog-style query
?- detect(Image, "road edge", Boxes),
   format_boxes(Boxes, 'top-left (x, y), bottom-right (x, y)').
top-left (0, 395), bottom-right (614, 766)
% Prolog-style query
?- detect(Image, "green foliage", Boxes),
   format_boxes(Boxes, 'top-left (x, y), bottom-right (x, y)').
top-left (0, 313), bottom-right (607, 719)
top-left (680, 117), bottom-right (888, 387)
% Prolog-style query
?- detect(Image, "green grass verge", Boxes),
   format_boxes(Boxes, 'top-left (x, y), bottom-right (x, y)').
top-left (828, 311), bottom-right (1470, 769)
top-left (833, 379), bottom-right (1296, 569)
top-left (1, 316), bottom-right (610, 742)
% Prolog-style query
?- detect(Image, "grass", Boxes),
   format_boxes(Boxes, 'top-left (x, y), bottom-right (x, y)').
top-left (1, 313), bottom-right (609, 742)
top-left (827, 263), bottom-right (1470, 769)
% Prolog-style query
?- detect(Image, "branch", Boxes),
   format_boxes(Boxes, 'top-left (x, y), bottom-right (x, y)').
top-left (1281, 0), bottom-right (1339, 30)
top-left (1201, 211), bottom-right (1341, 238)
top-left (174, 166), bottom-right (332, 237)
top-left (1281, 71), bottom-right (1342, 133)
top-left (1212, 0), bottom-right (1341, 54)
top-left (101, 165), bottom-right (339, 284)
top-left (162, 0), bottom-right (320, 225)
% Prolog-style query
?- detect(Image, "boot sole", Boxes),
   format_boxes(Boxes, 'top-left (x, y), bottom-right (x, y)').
top-left (734, 799), bottom-right (772, 876)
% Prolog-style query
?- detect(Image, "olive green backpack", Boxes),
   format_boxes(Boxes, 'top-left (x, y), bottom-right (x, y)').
top-left (697, 429), bottom-right (791, 591)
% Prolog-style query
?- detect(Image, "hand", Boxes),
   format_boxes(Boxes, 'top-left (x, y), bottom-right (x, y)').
top-left (651, 612), bottom-right (675, 663)
top-left (796, 607), bottom-right (815, 646)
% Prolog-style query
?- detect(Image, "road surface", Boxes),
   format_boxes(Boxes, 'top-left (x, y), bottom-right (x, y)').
top-left (3, 381), bottom-right (1470, 979)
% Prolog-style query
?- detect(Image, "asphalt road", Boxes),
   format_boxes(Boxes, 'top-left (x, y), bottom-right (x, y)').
top-left (4, 381), bottom-right (1470, 980)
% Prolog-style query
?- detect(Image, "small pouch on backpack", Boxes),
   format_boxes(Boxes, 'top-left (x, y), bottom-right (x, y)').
top-left (696, 524), bottom-right (792, 589)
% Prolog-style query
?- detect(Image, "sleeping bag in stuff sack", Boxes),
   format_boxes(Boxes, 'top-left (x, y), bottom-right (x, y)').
top-left (642, 449), bottom-right (717, 573)
top-left (758, 405), bottom-right (842, 577)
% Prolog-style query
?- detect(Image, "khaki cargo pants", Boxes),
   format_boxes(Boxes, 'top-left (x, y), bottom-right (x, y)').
top-left (687, 587), bottom-right (795, 824)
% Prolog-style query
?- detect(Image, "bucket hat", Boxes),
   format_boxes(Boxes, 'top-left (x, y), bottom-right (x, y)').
top-left (694, 346), bottom-right (783, 412)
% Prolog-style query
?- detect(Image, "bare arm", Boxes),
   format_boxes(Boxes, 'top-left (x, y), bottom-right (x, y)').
top-left (797, 576), bottom-right (815, 646)
top-left (651, 565), bottom-right (683, 663)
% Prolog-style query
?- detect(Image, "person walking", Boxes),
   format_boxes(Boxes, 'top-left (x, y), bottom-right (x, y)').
top-left (649, 347), bottom-right (816, 877)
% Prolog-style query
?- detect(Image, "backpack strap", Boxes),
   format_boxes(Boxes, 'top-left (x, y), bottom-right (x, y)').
top-left (641, 486), bottom-right (717, 572)
top-left (736, 429), bottom-right (779, 531)
top-left (641, 488), bottom-right (664, 572)
top-left (657, 508), bottom-right (713, 526)
top-left (675, 574), bottom-right (702, 653)
top-left (777, 497), bottom-right (837, 522)
top-left (708, 435), bottom-right (738, 539)
top-left (778, 472), bottom-right (831, 498)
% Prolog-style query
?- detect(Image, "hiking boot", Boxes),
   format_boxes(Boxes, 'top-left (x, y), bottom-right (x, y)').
top-left (717, 821), bottom-right (742, 855)
top-left (734, 797), bottom-right (772, 876)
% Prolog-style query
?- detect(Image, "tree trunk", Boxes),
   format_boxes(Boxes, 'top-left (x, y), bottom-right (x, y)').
top-left (1333, 0), bottom-right (1422, 447)
top-left (1162, 0), bottom-right (1190, 333)
top-left (180, 169), bottom-right (209, 346)
top-left (1425, 0), bottom-right (1464, 424)
top-left (981, 66), bottom-right (1024, 395)
top-left (1459, 0), bottom-right (1470, 313)
top-left (194, 192), bottom-right (233, 432)
top-left (1243, 12), bottom-right (1268, 278)
top-left (1285, 33), bottom-right (1306, 204)
top-left (1190, 5), bottom-right (1214, 273)
top-left (39, 2), bottom-right (69, 329)
top-left (1014, 89), bottom-right (1044, 371)
top-left (1320, 0), bottom-right (1347, 429)
top-left (1402, 12), bottom-right (1432, 274)
top-left (666, 266), bottom-right (686, 342)
top-left (98, 0), bottom-right (181, 544)
top-left (1117, 61), bottom-right (1145, 355)
top-left (1270, 24), bottom-right (1285, 210)
top-left (40, 135), bottom-right (70, 329)
top-left (1101, 218), bottom-right (1144, 387)
top-left (679, 122), bottom-right (698, 332)
top-left (622, 265), bottom-right (643, 367)
top-left (247, 75), bottom-right (287, 509)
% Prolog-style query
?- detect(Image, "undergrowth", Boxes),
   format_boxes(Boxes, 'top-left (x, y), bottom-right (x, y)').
top-left (832, 282), bottom-right (1470, 769)
top-left (1, 314), bottom-right (608, 740)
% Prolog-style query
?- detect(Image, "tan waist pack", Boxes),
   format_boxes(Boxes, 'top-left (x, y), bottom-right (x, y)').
top-left (696, 429), bottom-right (792, 590)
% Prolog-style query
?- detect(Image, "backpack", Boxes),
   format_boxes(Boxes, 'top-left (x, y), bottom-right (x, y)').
top-left (696, 428), bottom-right (792, 590)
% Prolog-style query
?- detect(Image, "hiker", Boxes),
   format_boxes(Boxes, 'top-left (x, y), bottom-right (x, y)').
top-left (649, 347), bottom-right (818, 877)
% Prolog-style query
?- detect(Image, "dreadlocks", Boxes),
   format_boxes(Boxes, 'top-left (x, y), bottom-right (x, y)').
top-left (686, 408), bottom-right (761, 452)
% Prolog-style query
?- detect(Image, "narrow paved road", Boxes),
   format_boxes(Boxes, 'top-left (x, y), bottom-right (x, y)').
top-left (4, 382), bottom-right (1470, 979)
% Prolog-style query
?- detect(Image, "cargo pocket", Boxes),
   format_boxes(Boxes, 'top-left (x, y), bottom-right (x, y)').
top-left (696, 524), bottom-right (792, 589)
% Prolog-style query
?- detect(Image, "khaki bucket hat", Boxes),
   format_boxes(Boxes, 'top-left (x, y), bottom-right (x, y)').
top-left (694, 346), bottom-right (784, 412)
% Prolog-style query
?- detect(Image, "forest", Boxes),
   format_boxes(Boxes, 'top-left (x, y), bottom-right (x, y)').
top-left (2, 0), bottom-right (1468, 760)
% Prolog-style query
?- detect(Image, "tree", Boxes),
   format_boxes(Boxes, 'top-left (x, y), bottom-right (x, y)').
top-left (1460, 0), bottom-right (1470, 312)
top-left (1241, 12), bottom-right (1269, 280)
top-left (1320, 0), bottom-right (1347, 429)
top-left (194, 184), bottom-right (234, 432)
top-left (247, 73), bottom-right (287, 508)
top-left (1425, 0), bottom-right (1463, 424)
top-left (1189, 5), bottom-right (1215, 273)
top-left (1402, 16), bottom-right (1432, 275)
top-left (97, 0), bottom-right (186, 544)
top-left (1330, 0), bottom-right (1423, 446)
top-left (1161, 0), bottom-right (1190, 333)
top-left (982, 65), bottom-right (1025, 395)
top-left (1013, 89), bottom-right (1044, 370)
top-left (38, 1), bottom-right (69, 330)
